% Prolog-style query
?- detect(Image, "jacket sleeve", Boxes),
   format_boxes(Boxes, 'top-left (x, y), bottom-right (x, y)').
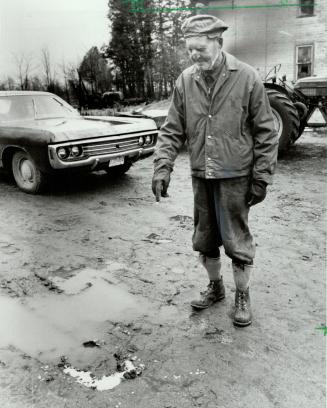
top-left (249, 76), bottom-right (279, 185)
top-left (153, 79), bottom-right (186, 173)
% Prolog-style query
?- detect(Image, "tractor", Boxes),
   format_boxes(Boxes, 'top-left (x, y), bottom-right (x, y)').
top-left (264, 65), bottom-right (327, 153)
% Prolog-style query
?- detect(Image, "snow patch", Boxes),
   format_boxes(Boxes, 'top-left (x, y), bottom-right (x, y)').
top-left (63, 359), bottom-right (142, 391)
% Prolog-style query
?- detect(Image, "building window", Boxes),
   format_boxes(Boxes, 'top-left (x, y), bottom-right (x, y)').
top-left (299, 0), bottom-right (314, 17)
top-left (296, 45), bottom-right (313, 79)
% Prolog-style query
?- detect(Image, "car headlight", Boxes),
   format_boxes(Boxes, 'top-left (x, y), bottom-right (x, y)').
top-left (145, 135), bottom-right (152, 145)
top-left (71, 145), bottom-right (83, 157)
top-left (138, 136), bottom-right (145, 146)
top-left (57, 147), bottom-right (69, 160)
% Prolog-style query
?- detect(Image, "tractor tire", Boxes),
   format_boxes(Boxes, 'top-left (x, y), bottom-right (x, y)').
top-left (294, 101), bottom-right (309, 140)
top-left (266, 89), bottom-right (300, 152)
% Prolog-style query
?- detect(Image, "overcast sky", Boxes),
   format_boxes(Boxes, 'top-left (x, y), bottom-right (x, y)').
top-left (0, 0), bottom-right (109, 82)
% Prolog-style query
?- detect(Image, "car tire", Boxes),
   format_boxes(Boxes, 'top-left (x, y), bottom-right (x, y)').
top-left (105, 162), bottom-right (132, 177)
top-left (12, 151), bottom-right (46, 194)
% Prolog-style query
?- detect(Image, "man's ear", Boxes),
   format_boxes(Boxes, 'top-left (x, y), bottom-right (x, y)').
top-left (218, 37), bottom-right (223, 47)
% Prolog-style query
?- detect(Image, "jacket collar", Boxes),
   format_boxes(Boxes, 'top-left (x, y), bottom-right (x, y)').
top-left (224, 52), bottom-right (239, 71)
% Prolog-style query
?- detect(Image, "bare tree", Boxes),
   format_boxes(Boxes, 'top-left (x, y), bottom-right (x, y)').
top-left (0, 76), bottom-right (16, 90)
top-left (41, 46), bottom-right (56, 90)
top-left (60, 59), bottom-right (80, 103)
top-left (13, 53), bottom-right (34, 90)
top-left (6, 76), bottom-right (16, 90)
top-left (30, 75), bottom-right (43, 91)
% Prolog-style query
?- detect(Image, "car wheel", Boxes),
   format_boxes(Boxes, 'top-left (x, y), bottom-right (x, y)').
top-left (12, 151), bottom-right (46, 194)
top-left (105, 162), bottom-right (132, 177)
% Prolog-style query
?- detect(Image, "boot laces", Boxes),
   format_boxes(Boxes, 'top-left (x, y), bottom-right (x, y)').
top-left (237, 291), bottom-right (248, 311)
top-left (200, 281), bottom-right (215, 296)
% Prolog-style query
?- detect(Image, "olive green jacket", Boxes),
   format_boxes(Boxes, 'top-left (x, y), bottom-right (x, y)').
top-left (154, 52), bottom-right (278, 184)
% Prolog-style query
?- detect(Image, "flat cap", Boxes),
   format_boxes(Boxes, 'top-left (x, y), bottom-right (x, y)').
top-left (181, 14), bottom-right (228, 38)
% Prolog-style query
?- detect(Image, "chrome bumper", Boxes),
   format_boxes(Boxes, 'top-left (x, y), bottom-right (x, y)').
top-left (48, 145), bottom-right (155, 169)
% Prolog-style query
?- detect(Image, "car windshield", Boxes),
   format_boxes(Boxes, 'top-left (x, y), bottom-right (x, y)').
top-left (0, 95), bottom-right (79, 122)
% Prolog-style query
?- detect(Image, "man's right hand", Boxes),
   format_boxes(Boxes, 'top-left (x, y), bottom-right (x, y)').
top-left (152, 169), bottom-right (171, 202)
top-left (247, 180), bottom-right (267, 206)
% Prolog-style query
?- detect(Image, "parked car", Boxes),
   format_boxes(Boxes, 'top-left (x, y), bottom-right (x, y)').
top-left (0, 91), bottom-right (158, 194)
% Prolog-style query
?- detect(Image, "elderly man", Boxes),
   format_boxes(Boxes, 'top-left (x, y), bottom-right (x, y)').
top-left (152, 15), bottom-right (278, 326)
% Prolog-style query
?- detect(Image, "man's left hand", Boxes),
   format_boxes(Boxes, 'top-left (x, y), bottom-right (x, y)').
top-left (247, 180), bottom-right (267, 206)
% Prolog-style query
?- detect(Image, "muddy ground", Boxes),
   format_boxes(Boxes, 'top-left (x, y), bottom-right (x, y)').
top-left (0, 130), bottom-right (325, 408)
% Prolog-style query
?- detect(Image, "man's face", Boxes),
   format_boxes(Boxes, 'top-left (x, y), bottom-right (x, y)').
top-left (186, 36), bottom-right (221, 71)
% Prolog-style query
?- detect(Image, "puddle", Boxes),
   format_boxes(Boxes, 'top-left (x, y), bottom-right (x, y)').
top-left (0, 268), bottom-right (149, 363)
top-left (51, 268), bottom-right (111, 295)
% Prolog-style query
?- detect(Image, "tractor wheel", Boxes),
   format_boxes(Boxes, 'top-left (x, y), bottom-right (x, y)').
top-left (293, 102), bottom-right (309, 140)
top-left (266, 89), bottom-right (300, 152)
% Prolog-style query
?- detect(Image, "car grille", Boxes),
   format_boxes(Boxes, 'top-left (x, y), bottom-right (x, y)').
top-left (82, 134), bottom-right (154, 157)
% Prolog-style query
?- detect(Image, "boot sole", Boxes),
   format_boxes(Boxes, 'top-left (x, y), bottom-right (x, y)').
top-left (233, 319), bottom-right (252, 327)
top-left (190, 295), bottom-right (225, 309)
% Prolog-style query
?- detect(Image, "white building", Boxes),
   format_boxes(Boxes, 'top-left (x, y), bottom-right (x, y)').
top-left (204, 0), bottom-right (327, 82)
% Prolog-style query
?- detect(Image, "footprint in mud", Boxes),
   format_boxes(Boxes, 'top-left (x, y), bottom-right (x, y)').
top-left (203, 328), bottom-right (233, 344)
top-left (0, 274), bottom-right (63, 297)
top-left (53, 215), bottom-right (82, 229)
top-left (34, 273), bottom-right (64, 294)
top-left (0, 241), bottom-right (20, 254)
top-left (47, 264), bottom-right (87, 279)
top-left (169, 215), bottom-right (193, 230)
top-left (0, 278), bottom-right (30, 297)
top-left (142, 233), bottom-right (172, 244)
top-left (105, 261), bottom-right (128, 272)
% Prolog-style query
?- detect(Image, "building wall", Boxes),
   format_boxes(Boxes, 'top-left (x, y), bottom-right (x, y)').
top-left (206, 0), bottom-right (327, 81)
top-left (295, 0), bottom-right (327, 80)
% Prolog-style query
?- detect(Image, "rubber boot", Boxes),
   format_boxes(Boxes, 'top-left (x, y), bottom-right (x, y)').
top-left (232, 263), bottom-right (253, 326)
top-left (191, 256), bottom-right (225, 309)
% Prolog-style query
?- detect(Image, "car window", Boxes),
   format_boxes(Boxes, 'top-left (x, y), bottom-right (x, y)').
top-left (0, 95), bottom-right (80, 123)
top-left (0, 99), bottom-right (11, 117)
top-left (34, 96), bottom-right (79, 119)
top-left (0, 96), bottom-right (35, 122)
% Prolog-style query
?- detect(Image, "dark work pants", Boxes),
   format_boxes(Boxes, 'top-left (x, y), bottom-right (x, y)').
top-left (192, 176), bottom-right (255, 265)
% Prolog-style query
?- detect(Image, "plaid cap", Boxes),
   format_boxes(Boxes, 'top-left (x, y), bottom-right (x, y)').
top-left (181, 14), bottom-right (228, 38)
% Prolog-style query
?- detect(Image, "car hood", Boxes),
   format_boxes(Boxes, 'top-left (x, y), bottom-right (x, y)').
top-left (117, 109), bottom-right (169, 129)
top-left (3, 116), bottom-right (157, 143)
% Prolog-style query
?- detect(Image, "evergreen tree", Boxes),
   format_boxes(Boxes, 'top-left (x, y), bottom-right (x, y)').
top-left (107, 0), bottom-right (154, 98)
top-left (79, 46), bottom-right (112, 94)
top-left (107, 0), bottom-right (192, 99)
top-left (152, 0), bottom-right (191, 98)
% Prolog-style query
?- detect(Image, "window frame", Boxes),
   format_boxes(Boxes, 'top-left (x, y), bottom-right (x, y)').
top-left (297, 0), bottom-right (315, 18)
top-left (295, 44), bottom-right (314, 80)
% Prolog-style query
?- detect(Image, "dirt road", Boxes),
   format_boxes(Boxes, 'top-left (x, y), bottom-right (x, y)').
top-left (0, 130), bottom-right (325, 408)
